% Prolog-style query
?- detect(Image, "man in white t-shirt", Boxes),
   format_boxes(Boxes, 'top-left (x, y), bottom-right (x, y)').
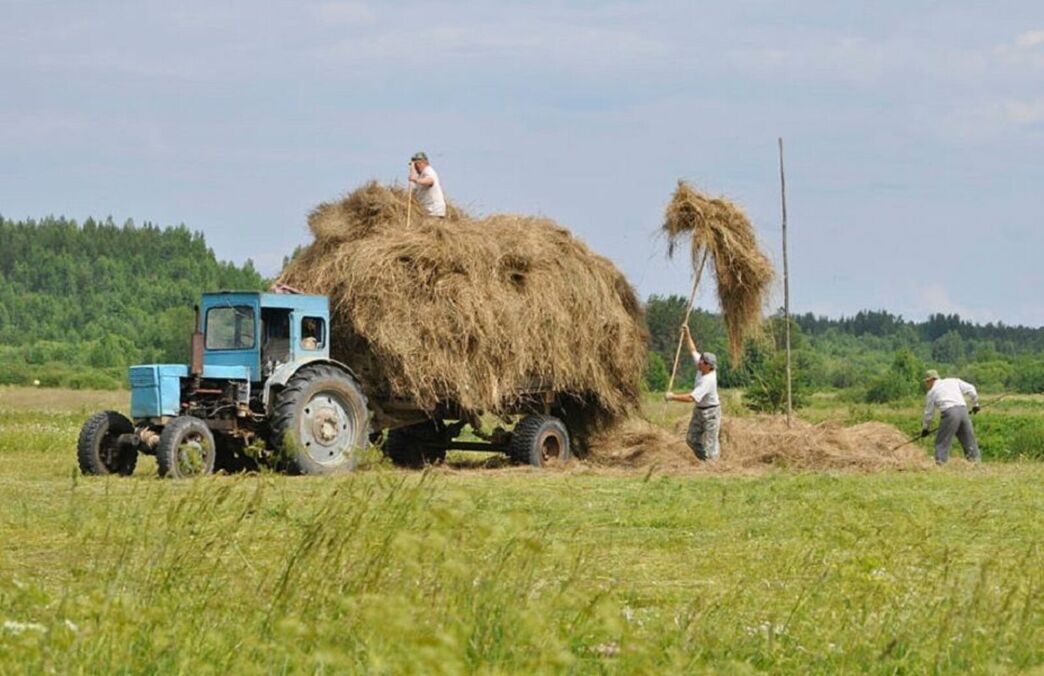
top-left (921, 369), bottom-right (981, 464)
top-left (408, 151), bottom-right (446, 217)
top-left (665, 325), bottom-right (721, 461)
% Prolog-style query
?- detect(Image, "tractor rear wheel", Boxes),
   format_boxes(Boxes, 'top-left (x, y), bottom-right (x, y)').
top-left (509, 415), bottom-right (572, 467)
top-left (383, 421), bottom-right (448, 468)
top-left (270, 364), bottom-right (370, 475)
top-left (77, 411), bottom-right (137, 476)
top-left (157, 416), bottom-right (216, 479)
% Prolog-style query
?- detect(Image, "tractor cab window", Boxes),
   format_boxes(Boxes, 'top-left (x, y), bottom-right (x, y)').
top-left (261, 308), bottom-right (292, 364)
top-left (205, 306), bottom-right (256, 350)
top-left (301, 316), bottom-right (325, 350)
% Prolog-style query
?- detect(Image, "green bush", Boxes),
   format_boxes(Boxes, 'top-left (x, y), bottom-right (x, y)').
top-left (1009, 360), bottom-right (1044, 394)
top-left (743, 352), bottom-right (807, 413)
top-left (864, 377), bottom-right (911, 404)
top-left (35, 362), bottom-right (75, 388)
top-left (0, 361), bottom-right (32, 386)
top-left (66, 369), bottom-right (122, 391)
top-left (959, 360), bottom-right (1014, 392)
top-left (22, 340), bottom-right (82, 366)
top-left (643, 352), bottom-right (669, 392)
top-left (864, 349), bottom-right (924, 403)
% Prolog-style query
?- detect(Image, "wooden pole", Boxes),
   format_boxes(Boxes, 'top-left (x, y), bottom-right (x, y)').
top-left (779, 137), bottom-right (793, 427)
top-left (406, 181), bottom-right (413, 229)
top-left (666, 248), bottom-right (710, 395)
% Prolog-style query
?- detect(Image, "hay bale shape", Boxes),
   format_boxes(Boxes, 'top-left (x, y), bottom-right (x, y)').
top-left (662, 181), bottom-right (774, 360)
top-left (277, 182), bottom-right (648, 435)
top-left (584, 416), bottom-right (931, 473)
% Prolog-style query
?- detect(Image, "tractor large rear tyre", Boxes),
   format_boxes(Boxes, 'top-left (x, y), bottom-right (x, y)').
top-left (383, 421), bottom-right (448, 469)
top-left (509, 415), bottom-right (572, 467)
top-left (77, 411), bottom-right (137, 476)
top-left (156, 416), bottom-right (216, 479)
top-left (270, 364), bottom-right (370, 475)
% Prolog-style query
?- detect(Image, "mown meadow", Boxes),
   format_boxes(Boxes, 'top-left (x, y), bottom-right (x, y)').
top-left (0, 387), bottom-right (1041, 674)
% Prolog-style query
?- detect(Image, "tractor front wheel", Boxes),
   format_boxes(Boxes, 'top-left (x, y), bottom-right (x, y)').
top-left (270, 364), bottom-right (370, 475)
top-left (77, 411), bottom-right (137, 476)
top-left (156, 416), bottom-right (216, 479)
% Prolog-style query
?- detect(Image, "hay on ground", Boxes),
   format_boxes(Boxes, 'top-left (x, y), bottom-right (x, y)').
top-left (587, 415), bottom-right (931, 472)
top-left (662, 181), bottom-right (774, 360)
top-left (277, 182), bottom-right (648, 434)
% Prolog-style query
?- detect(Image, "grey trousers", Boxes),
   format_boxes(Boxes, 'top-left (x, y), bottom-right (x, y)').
top-left (686, 406), bottom-right (721, 461)
top-left (935, 406), bottom-right (980, 464)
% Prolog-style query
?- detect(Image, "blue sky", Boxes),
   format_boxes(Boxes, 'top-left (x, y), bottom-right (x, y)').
top-left (3, 1), bottom-right (1042, 326)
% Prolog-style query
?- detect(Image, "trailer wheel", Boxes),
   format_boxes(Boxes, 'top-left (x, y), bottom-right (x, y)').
top-left (157, 416), bottom-right (216, 478)
top-left (383, 421), bottom-right (448, 468)
top-left (77, 411), bottom-right (137, 476)
top-left (270, 364), bottom-right (370, 474)
top-left (509, 415), bottom-right (571, 467)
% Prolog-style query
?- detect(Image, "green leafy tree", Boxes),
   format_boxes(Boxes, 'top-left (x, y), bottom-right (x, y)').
top-left (743, 350), bottom-right (809, 413)
top-left (1010, 359), bottom-right (1044, 394)
top-left (864, 349), bottom-right (925, 403)
top-left (643, 352), bottom-right (669, 392)
top-left (932, 330), bottom-right (966, 365)
top-left (0, 216), bottom-right (265, 376)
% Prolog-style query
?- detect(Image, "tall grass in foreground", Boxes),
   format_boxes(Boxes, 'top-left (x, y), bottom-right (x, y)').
top-left (1, 469), bottom-right (1040, 673)
top-left (0, 391), bottom-right (1041, 673)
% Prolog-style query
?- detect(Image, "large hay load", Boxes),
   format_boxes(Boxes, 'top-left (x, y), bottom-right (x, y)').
top-left (277, 182), bottom-right (647, 465)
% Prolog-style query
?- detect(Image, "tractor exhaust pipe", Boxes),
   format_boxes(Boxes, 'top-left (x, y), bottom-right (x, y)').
top-left (191, 305), bottom-right (204, 378)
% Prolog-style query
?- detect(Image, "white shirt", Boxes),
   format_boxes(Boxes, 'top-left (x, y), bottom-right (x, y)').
top-left (415, 166), bottom-right (446, 217)
top-left (923, 377), bottom-right (979, 428)
top-left (689, 351), bottom-right (720, 407)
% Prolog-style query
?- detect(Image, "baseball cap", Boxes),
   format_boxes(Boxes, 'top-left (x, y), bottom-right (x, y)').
top-left (700, 352), bottom-right (717, 368)
top-left (924, 369), bottom-right (940, 382)
top-left (410, 151), bottom-right (428, 161)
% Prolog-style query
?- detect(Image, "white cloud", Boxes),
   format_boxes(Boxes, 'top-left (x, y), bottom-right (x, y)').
top-left (913, 283), bottom-right (999, 324)
top-left (995, 29), bottom-right (1044, 69)
top-left (1015, 29), bottom-right (1044, 49)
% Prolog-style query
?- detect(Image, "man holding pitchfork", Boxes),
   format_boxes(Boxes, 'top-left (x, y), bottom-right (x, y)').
top-left (665, 325), bottom-right (721, 461)
top-left (407, 151), bottom-right (446, 218)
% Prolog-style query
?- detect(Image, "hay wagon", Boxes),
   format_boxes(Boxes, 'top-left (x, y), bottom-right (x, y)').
top-left (76, 290), bottom-right (574, 478)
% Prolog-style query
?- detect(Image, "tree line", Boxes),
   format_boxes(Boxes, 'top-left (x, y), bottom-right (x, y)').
top-left (0, 216), bottom-right (265, 388)
top-left (1, 217), bottom-right (1041, 398)
top-left (645, 296), bottom-right (1044, 409)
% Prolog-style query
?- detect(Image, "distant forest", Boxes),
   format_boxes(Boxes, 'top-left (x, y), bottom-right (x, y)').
top-left (0, 216), bottom-right (265, 389)
top-left (1, 216), bottom-right (1042, 396)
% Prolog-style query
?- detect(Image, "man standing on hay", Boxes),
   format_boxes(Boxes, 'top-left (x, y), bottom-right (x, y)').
top-left (921, 369), bottom-right (981, 465)
top-left (408, 151), bottom-right (446, 217)
top-left (665, 325), bottom-right (721, 461)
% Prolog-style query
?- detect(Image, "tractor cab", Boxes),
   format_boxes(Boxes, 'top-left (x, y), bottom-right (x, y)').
top-left (200, 291), bottom-right (331, 380)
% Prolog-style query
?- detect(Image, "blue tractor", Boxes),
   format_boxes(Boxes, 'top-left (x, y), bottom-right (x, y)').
top-left (77, 291), bottom-right (371, 478)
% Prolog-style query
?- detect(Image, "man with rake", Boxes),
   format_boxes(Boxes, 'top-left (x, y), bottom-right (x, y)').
top-left (408, 151), bottom-right (446, 217)
top-left (665, 325), bottom-right (721, 461)
top-left (920, 369), bottom-right (981, 465)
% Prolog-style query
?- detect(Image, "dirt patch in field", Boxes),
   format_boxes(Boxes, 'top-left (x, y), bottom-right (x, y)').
top-left (586, 415), bottom-right (932, 473)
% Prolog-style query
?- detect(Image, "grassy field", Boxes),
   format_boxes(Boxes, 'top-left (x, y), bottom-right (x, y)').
top-left (0, 386), bottom-right (1041, 673)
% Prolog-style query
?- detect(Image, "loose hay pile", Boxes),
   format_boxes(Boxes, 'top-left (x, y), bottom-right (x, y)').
top-left (588, 416), bottom-right (932, 472)
top-left (663, 181), bottom-right (774, 360)
top-left (277, 182), bottom-right (648, 433)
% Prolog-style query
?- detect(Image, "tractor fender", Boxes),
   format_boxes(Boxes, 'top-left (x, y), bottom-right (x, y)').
top-left (262, 358), bottom-right (362, 413)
